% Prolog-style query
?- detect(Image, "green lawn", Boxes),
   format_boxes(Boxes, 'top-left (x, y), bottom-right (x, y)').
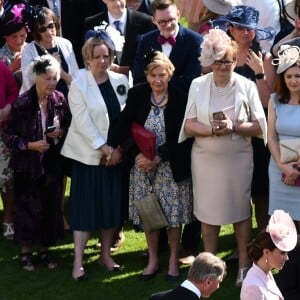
top-left (0, 183), bottom-right (256, 299)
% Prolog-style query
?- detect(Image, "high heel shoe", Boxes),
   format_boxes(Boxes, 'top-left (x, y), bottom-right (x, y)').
top-left (235, 266), bottom-right (250, 287)
top-left (72, 267), bottom-right (88, 282)
top-left (98, 259), bottom-right (123, 272)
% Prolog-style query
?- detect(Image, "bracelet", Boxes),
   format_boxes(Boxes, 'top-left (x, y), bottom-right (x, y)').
top-left (255, 73), bottom-right (265, 80)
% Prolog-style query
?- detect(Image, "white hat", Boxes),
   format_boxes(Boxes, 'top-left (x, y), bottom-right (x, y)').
top-left (203, 0), bottom-right (242, 15)
top-left (285, 0), bottom-right (297, 23)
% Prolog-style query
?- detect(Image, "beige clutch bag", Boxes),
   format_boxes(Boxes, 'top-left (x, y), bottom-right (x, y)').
top-left (279, 139), bottom-right (300, 163)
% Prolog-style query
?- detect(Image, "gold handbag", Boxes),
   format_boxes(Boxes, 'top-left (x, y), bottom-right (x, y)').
top-left (279, 139), bottom-right (300, 163)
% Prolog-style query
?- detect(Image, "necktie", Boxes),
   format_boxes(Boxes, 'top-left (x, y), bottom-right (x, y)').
top-left (53, 0), bottom-right (59, 19)
top-left (113, 20), bottom-right (122, 35)
top-left (157, 35), bottom-right (176, 46)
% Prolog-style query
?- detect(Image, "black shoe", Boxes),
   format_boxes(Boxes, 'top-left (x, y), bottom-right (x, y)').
top-left (138, 268), bottom-right (161, 281)
top-left (166, 274), bottom-right (180, 283)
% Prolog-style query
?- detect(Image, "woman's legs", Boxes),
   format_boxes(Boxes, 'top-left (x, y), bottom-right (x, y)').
top-left (201, 222), bottom-right (220, 254)
top-left (167, 226), bottom-right (181, 276)
top-left (99, 228), bottom-right (120, 270)
top-left (142, 229), bottom-right (160, 275)
top-left (72, 230), bottom-right (90, 278)
top-left (233, 218), bottom-right (252, 286)
top-left (2, 188), bottom-right (14, 239)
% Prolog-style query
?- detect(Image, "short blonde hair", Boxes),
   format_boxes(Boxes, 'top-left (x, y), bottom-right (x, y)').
top-left (82, 37), bottom-right (115, 69)
top-left (144, 51), bottom-right (175, 78)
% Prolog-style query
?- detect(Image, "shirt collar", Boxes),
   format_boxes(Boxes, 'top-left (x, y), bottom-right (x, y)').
top-left (108, 9), bottom-right (127, 27)
top-left (181, 280), bottom-right (201, 298)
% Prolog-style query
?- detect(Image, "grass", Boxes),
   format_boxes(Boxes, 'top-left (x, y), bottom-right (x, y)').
top-left (0, 181), bottom-right (256, 300)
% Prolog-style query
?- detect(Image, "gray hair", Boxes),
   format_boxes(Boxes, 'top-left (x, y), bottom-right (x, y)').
top-left (25, 54), bottom-right (61, 87)
top-left (188, 252), bottom-right (226, 283)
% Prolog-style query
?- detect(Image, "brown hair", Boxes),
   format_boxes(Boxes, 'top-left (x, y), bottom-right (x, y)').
top-left (151, 0), bottom-right (176, 15)
top-left (247, 230), bottom-right (276, 262)
top-left (82, 38), bottom-right (115, 69)
top-left (29, 7), bottom-right (60, 41)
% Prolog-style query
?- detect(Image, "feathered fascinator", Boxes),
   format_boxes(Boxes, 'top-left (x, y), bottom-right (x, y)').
top-left (21, 5), bottom-right (42, 29)
top-left (143, 49), bottom-right (157, 69)
top-left (199, 28), bottom-right (233, 66)
top-left (85, 27), bottom-right (116, 52)
top-left (266, 210), bottom-right (297, 252)
top-left (272, 45), bottom-right (300, 74)
top-left (0, 3), bottom-right (28, 36)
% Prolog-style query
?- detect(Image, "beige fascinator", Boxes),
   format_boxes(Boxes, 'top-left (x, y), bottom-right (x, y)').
top-left (199, 28), bottom-right (232, 66)
top-left (272, 45), bottom-right (300, 74)
top-left (203, 0), bottom-right (242, 15)
top-left (266, 210), bottom-right (297, 252)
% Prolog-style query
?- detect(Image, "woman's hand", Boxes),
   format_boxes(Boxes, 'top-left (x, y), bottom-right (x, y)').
top-left (246, 50), bottom-right (264, 74)
top-left (45, 128), bottom-right (63, 139)
top-left (107, 147), bottom-right (122, 166)
top-left (211, 113), bottom-right (234, 136)
top-left (136, 153), bottom-right (160, 172)
top-left (8, 53), bottom-right (21, 73)
top-left (280, 162), bottom-right (300, 185)
top-left (27, 140), bottom-right (50, 152)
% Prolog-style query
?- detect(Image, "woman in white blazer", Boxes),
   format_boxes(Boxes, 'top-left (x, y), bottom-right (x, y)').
top-left (61, 30), bottom-right (129, 281)
top-left (241, 210), bottom-right (297, 300)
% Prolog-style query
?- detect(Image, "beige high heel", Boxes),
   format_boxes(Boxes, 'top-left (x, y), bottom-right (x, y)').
top-left (235, 266), bottom-right (250, 287)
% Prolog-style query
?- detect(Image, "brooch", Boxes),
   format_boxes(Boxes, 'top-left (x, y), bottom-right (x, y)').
top-left (116, 84), bottom-right (126, 96)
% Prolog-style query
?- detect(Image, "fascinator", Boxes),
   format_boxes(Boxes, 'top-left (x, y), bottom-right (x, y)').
top-left (212, 5), bottom-right (275, 41)
top-left (21, 5), bottom-right (42, 29)
top-left (85, 28), bottom-right (116, 52)
top-left (272, 45), bottom-right (300, 74)
top-left (203, 0), bottom-right (242, 15)
top-left (199, 28), bottom-right (233, 66)
top-left (266, 210), bottom-right (297, 252)
top-left (0, 3), bottom-right (28, 36)
top-left (143, 49), bottom-right (157, 69)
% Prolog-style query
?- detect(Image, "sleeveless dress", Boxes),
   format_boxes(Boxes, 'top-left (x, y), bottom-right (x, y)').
top-left (268, 97), bottom-right (300, 220)
top-left (129, 105), bottom-right (193, 227)
top-left (70, 80), bottom-right (125, 230)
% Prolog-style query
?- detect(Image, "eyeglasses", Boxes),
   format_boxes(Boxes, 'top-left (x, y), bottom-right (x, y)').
top-left (213, 60), bottom-right (234, 66)
top-left (38, 22), bottom-right (56, 33)
top-left (156, 18), bottom-right (176, 27)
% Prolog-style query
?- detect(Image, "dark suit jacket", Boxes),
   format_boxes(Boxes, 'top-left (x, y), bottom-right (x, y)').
top-left (117, 82), bottom-right (193, 183)
top-left (85, 8), bottom-right (154, 70)
top-left (133, 25), bottom-right (203, 91)
top-left (150, 286), bottom-right (199, 300)
top-left (29, 0), bottom-right (99, 67)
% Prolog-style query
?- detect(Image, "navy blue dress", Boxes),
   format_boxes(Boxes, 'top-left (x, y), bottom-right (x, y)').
top-left (69, 80), bottom-right (125, 230)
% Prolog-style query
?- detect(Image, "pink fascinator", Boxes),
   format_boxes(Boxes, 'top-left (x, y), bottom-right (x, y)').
top-left (199, 28), bottom-right (232, 66)
top-left (266, 210), bottom-right (297, 252)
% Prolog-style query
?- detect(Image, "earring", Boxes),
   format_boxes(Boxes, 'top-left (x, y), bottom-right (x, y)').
top-left (265, 256), bottom-right (268, 264)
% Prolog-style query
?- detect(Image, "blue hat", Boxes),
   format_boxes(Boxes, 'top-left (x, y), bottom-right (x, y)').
top-left (212, 5), bottom-right (275, 41)
top-left (84, 29), bottom-right (116, 51)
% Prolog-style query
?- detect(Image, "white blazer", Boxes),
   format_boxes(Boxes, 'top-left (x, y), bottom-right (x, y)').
top-left (61, 69), bottom-right (129, 165)
top-left (178, 72), bottom-right (267, 144)
top-left (240, 263), bottom-right (283, 300)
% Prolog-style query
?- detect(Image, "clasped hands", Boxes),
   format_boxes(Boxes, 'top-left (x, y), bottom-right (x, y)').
top-left (100, 144), bottom-right (122, 167)
top-left (281, 161), bottom-right (300, 185)
top-left (211, 113), bottom-right (234, 136)
top-left (136, 153), bottom-right (160, 173)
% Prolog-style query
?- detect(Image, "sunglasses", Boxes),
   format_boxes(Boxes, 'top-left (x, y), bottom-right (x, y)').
top-left (38, 22), bottom-right (56, 33)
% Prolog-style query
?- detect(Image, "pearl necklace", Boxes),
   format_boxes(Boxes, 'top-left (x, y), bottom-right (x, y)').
top-left (212, 78), bottom-right (234, 96)
top-left (151, 93), bottom-right (167, 115)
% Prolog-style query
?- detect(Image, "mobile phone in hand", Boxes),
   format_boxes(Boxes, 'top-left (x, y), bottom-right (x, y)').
top-left (44, 125), bottom-right (56, 134)
top-left (213, 111), bottom-right (225, 120)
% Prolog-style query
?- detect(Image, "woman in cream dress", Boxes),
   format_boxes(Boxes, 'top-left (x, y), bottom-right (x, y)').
top-left (179, 28), bottom-right (267, 286)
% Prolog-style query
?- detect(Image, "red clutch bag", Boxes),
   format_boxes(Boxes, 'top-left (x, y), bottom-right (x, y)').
top-left (281, 173), bottom-right (300, 186)
top-left (131, 122), bottom-right (156, 160)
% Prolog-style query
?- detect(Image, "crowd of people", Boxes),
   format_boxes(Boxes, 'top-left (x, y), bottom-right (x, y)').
top-left (1, 0), bottom-right (300, 298)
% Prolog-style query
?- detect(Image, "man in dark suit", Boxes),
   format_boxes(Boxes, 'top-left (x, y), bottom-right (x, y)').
top-left (85, 0), bottom-right (154, 72)
top-left (29, 0), bottom-right (99, 67)
top-left (150, 252), bottom-right (226, 300)
top-left (133, 0), bottom-right (203, 92)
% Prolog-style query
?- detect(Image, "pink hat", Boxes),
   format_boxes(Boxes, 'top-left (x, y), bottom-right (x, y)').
top-left (266, 210), bottom-right (297, 252)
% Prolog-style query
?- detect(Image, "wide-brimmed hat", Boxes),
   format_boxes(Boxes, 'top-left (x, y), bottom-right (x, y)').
top-left (0, 3), bottom-right (28, 36)
top-left (285, 0), bottom-right (298, 23)
top-left (266, 210), bottom-right (297, 252)
top-left (272, 45), bottom-right (300, 73)
top-left (203, 0), bottom-right (242, 15)
top-left (212, 5), bottom-right (275, 41)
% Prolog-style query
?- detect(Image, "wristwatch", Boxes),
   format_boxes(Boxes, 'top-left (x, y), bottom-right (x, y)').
top-left (255, 73), bottom-right (265, 80)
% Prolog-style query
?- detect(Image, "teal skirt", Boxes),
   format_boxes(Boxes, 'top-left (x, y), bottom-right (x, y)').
top-left (69, 160), bottom-right (125, 231)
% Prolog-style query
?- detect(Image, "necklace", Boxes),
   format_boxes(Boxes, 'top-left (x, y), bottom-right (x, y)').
top-left (212, 78), bottom-right (234, 96)
top-left (150, 93), bottom-right (167, 115)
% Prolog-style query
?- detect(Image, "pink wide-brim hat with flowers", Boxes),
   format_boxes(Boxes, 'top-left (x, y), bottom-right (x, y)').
top-left (267, 210), bottom-right (297, 252)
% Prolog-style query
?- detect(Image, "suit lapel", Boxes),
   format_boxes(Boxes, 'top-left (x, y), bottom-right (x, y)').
top-left (169, 25), bottom-right (184, 61)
